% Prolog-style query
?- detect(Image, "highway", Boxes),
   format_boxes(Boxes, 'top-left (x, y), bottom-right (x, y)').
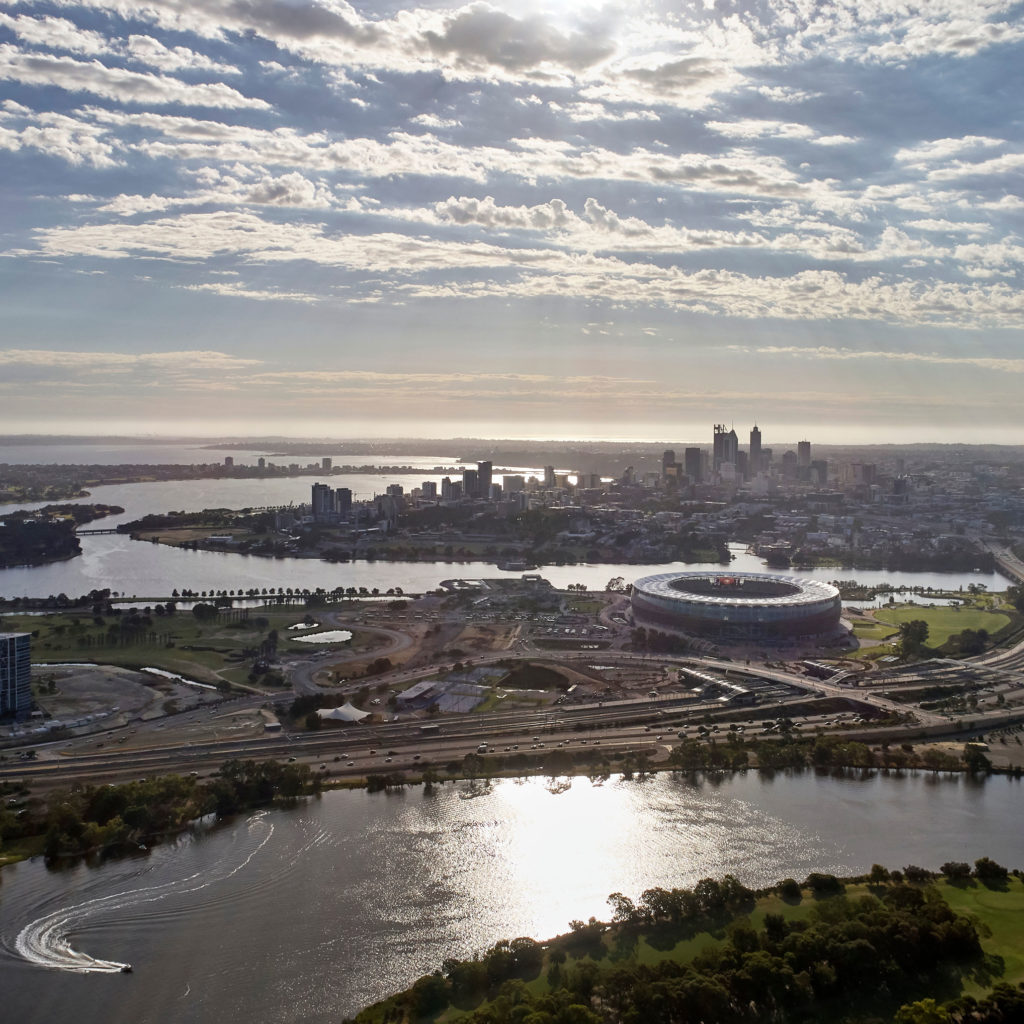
top-left (6, 603), bottom-right (1024, 789)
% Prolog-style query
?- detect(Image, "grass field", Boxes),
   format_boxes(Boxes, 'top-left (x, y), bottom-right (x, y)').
top-left (940, 879), bottom-right (1024, 992)
top-left (872, 604), bottom-right (1010, 647)
top-left (5, 605), bottom-right (347, 687)
top-left (852, 619), bottom-right (898, 641)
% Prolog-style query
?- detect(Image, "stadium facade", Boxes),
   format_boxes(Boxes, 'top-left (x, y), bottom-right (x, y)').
top-left (631, 572), bottom-right (843, 643)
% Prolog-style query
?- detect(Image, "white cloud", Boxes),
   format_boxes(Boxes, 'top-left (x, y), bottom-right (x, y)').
top-left (732, 344), bottom-right (1024, 375)
top-left (0, 12), bottom-right (111, 56)
top-left (125, 35), bottom-right (240, 75)
top-left (0, 44), bottom-right (268, 108)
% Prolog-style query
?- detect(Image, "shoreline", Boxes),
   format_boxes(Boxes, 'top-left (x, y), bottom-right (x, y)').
top-left (5, 758), bottom-right (1019, 872)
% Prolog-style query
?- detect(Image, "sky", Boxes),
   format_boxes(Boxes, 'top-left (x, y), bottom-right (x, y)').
top-left (1, 0), bottom-right (1023, 444)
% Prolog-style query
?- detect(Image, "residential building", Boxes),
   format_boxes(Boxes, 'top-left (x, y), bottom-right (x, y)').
top-left (0, 632), bottom-right (31, 719)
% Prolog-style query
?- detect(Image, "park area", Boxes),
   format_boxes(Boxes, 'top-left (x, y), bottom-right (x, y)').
top-left (1, 602), bottom-right (371, 691)
top-left (872, 603), bottom-right (1011, 647)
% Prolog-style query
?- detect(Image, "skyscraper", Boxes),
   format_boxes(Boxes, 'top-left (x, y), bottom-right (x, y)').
top-left (662, 450), bottom-right (676, 477)
top-left (749, 425), bottom-right (762, 477)
top-left (477, 461), bottom-right (492, 497)
top-left (797, 440), bottom-right (812, 483)
top-left (0, 632), bottom-right (31, 719)
top-left (713, 424), bottom-right (738, 471)
top-left (684, 447), bottom-right (702, 483)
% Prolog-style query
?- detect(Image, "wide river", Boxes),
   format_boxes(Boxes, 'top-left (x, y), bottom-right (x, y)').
top-left (0, 470), bottom-right (1010, 599)
top-left (1, 771), bottom-right (1021, 1023)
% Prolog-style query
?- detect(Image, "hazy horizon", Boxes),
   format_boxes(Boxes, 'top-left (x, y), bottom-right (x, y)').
top-left (2, 1), bottom-right (1022, 444)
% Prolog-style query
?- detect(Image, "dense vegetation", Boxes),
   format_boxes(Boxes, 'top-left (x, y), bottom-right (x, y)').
top-left (0, 759), bottom-right (318, 863)
top-left (353, 864), bottom-right (1024, 1024)
top-left (0, 504), bottom-right (123, 568)
top-left (666, 733), bottom-right (1005, 774)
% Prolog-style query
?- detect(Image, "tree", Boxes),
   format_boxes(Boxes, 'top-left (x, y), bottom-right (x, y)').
top-left (895, 998), bottom-right (952, 1024)
top-left (191, 602), bottom-right (219, 622)
top-left (973, 856), bottom-right (1009, 884)
top-left (898, 619), bottom-right (929, 655)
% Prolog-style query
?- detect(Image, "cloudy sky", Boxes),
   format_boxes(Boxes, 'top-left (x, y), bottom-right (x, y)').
top-left (2, 0), bottom-right (1023, 443)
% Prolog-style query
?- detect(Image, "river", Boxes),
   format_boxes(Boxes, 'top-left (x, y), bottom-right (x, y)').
top-left (0, 770), bottom-right (1020, 1023)
top-left (0, 473), bottom-right (1010, 599)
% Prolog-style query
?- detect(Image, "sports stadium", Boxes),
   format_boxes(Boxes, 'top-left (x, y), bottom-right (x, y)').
top-left (630, 571), bottom-right (844, 644)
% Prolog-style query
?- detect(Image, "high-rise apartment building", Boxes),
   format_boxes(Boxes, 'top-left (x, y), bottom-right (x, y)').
top-left (322, 457), bottom-right (332, 471)
top-left (335, 487), bottom-right (352, 513)
top-left (311, 482), bottom-right (334, 520)
top-left (0, 632), bottom-right (31, 719)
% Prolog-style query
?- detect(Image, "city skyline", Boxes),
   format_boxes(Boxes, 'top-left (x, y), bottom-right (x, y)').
top-left (2, 1), bottom-right (1023, 443)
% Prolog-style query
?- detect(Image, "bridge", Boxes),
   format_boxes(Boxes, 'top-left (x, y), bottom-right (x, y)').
top-left (75, 528), bottom-right (121, 535)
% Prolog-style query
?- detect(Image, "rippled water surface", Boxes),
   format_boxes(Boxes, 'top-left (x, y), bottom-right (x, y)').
top-left (1, 771), bottom-right (1021, 1023)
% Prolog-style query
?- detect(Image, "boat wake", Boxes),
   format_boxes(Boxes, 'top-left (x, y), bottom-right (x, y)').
top-left (15, 815), bottom-right (274, 974)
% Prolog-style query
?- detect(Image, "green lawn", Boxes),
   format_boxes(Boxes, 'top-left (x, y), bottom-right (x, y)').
top-left (852, 620), bottom-right (898, 641)
top-left (940, 879), bottom-right (1024, 992)
top-left (872, 604), bottom-right (1010, 647)
top-left (6, 605), bottom-right (331, 686)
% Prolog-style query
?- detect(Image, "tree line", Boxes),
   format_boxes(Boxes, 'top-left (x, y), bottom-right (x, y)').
top-left (354, 867), bottom-right (1024, 1024)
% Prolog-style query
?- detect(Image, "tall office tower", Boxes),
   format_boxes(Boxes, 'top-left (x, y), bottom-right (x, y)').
top-left (782, 450), bottom-right (798, 480)
top-left (543, 465), bottom-right (556, 488)
top-left (810, 460), bottom-right (828, 486)
top-left (712, 424), bottom-right (738, 471)
top-left (441, 476), bottom-right (454, 500)
top-left (736, 451), bottom-right (748, 480)
top-left (502, 474), bottom-right (526, 493)
top-left (311, 482), bottom-right (334, 520)
top-left (322, 457), bottom-right (332, 471)
top-left (335, 487), bottom-right (352, 513)
top-left (797, 440), bottom-right (812, 483)
top-left (684, 447), bottom-right (702, 483)
top-left (749, 425), bottom-right (762, 476)
top-left (477, 461), bottom-right (492, 496)
top-left (224, 456), bottom-right (234, 467)
top-left (421, 481), bottom-right (438, 500)
top-left (462, 468), bottom-right (478, 498)
top-left (0, 632), bottom-right (31, 719)
top-left (662, 450), bottom-right (676, 478)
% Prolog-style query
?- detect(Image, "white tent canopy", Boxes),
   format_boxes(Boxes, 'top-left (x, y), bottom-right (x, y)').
top-left (316, 702), bottom-right (370, 723)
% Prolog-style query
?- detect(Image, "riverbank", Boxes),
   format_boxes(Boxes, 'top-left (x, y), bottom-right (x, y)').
top-left (7, 743), bottom-right (1023, 871)
top-left (352, 864), bottom-right (1024, 1024)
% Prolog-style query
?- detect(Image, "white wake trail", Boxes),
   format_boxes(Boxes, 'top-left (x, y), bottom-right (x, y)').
top-left (16, 815), bottom-right (274, 974)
